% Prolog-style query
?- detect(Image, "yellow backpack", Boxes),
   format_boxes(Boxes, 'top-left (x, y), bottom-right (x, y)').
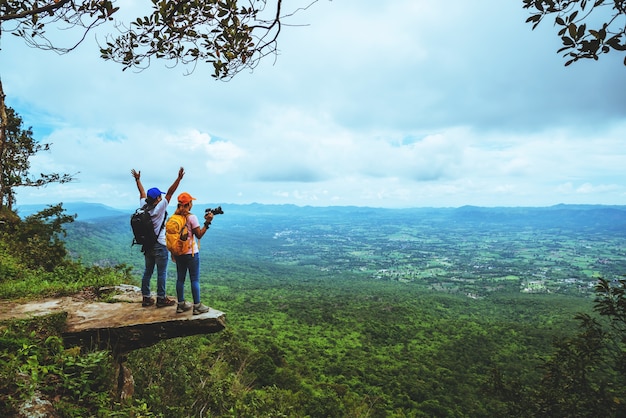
top-left (165, 214), bottom-right (195, 256)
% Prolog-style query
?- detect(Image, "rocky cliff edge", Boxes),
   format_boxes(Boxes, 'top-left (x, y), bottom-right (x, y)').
top-left (0, 285), bottom-right (226, 354)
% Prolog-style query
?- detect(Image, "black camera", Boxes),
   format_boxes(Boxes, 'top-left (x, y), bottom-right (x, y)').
top-left (205, 206), bottom-right (224, 216)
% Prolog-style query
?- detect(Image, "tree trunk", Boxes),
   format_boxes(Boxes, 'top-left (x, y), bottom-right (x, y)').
top-left (0, 79), bottom-right (7, 210)
top-left (115, 354), bottom-right (135, 401)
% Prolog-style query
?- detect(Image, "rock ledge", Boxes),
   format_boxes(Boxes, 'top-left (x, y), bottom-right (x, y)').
top-left (0, 285), bottom-right (226, 354)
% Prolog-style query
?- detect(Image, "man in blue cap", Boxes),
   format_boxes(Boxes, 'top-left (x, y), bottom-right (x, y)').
top-left (131, 167), bottom-right (185, 308)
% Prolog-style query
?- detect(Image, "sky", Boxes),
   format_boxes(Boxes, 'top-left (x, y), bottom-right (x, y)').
top-left (2, 0), bottom-right (626, 210)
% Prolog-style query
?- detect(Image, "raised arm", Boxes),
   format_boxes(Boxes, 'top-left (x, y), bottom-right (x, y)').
top-left (131, 169), bottom-right (146, 199)
top-left (164, 167), bottom-right (185, 203)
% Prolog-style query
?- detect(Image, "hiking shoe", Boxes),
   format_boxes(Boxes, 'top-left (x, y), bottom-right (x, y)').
top-left (156, 296), bottom-right (176, 308)
top-left (142, 296), bottom-right (155, 307)
top-left (177, 301), bottom-right (193, 313)
top-left (193, 303), bottom-right (210, 315)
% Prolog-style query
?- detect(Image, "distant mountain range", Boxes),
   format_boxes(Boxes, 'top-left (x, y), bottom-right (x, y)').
top-left (15, 202), bottom-right (289, 221)
top-left (16, 202), bottom-right (130, 221)
top-left (14, 201), bottom-right (626, 228)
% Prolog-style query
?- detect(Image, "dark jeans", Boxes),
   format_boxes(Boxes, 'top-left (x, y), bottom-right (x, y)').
top-left (141, 242), bottom-right (169, 298)
top-left (174, 253), bottom-right (201, 304)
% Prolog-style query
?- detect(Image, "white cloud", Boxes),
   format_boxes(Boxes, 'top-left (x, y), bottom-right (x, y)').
top-left (4, 0), bottom-right (626, 209)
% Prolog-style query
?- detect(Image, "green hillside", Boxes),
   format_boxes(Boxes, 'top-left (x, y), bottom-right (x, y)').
top-left (1, 204), bottom-right (625, 417)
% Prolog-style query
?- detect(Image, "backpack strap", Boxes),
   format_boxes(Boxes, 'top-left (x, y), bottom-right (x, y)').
top-left (158, 210), bottom-right (168, 234)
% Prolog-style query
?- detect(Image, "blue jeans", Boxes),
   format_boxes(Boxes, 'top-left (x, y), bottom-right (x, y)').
top-left (175, 253), bottom-right (201, 304)
top-left (141, 243), bottom-right (169, 298)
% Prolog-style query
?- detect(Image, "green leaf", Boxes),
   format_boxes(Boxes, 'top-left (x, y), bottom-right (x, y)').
top-left (568, 23), bottom-right (578, 40)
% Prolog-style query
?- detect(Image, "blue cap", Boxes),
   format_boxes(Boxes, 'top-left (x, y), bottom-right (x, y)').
top-left (147, 187), bottom-right (165, 199)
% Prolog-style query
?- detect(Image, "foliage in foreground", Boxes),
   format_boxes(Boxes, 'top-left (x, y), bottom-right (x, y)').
top-left (0, 206), bottom-right (138, 416)
top-left (525, 0), bottom-right (626, 66)
top-left (1, 0), bottom-right (316, 80)
top-left (0, 204), bottom-right (133, 299)
top-left (490, 278), bottom-right (626, 417)
top-left (0, 313), bottom-right (113, 417)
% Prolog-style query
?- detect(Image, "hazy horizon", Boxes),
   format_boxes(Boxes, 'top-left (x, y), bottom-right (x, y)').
top-left (3, 1), bottom-right (625, 209)
top-left (15, 200), bottom-right (626, 214)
